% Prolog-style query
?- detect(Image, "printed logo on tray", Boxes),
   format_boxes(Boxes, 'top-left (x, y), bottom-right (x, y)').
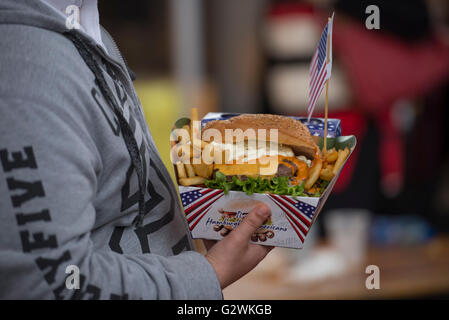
top-left (206, 199), bottom-right (280, 243)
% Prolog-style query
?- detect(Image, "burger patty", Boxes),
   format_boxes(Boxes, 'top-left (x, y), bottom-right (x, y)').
top-left (213, 162), bottom-right (296, 181)
top-left (275, 163), bottom-right (295, 178)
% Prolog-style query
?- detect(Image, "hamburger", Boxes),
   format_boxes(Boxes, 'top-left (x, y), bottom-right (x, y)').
top-left (201, 114), bottom-right (327, 196)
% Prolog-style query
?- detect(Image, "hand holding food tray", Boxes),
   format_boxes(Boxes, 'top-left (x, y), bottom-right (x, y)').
top-left (170, 111), bottom-right (356, 249)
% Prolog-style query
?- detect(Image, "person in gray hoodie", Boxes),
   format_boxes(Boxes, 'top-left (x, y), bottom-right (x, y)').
top-left (0, 0), bottom-right (272, 300)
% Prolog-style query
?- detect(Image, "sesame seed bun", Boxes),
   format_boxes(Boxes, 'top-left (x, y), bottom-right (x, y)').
top-left (202, 114), bottom-right (319, 159)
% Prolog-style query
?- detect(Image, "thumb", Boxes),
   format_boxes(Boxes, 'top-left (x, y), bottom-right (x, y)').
top-left (231, 203), bottom-right (271, 242)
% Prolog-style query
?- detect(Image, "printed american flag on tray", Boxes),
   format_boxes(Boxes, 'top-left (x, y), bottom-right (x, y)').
top-left (267, 194), bottom-right (317, 242)
top-left (180, 188), bottom-right (224, 231)
top-left (308, 13), bottom-right (334, 122)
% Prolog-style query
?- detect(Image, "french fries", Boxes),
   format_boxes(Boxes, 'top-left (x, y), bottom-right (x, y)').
top-left (174, 110), bottom-right (214, 185)
top-left (213, 146), bottom-right (225, 164)
top-left (316, 147), bottom-right (350, 183)
top-left (190, 107), bottom-right (199, 122)
top-left (305, 158), bottom-right (322, 190)
top-left (325, 148), bottom-right (338, 163)
top-left (193, 163), bottom-right (213, 179)
top-left (332, 147), bottom-right (350, 175)
top-left (201, 142), bottom-right (215, 165)
top-left (177, 125), bottom-right (191, 144)
top-left (179, 176), bottom-right (206, 186)
top-left (182, 124), bottom-right (190, 130)
top-left (319, 166), bottom-right (334, 181)
top-left (201, 140), bottom-right (209, 149)
top-left (190, 108), bottom-right (200, 142)
top-left (176, 163), bottom-right (187, 179)
top-left (184, 163), bottom-right (196, 178)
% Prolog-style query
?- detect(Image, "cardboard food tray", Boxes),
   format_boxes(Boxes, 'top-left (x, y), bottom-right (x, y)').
top-left (172, 113), bottom-right (356, 249)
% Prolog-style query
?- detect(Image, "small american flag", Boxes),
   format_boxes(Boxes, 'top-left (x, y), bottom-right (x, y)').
top-left (307, 13), bottom-right (334, 122)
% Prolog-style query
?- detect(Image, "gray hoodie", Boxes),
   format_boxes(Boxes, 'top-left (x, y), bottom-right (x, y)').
top-left (0, 0), bottom-right (222, 299)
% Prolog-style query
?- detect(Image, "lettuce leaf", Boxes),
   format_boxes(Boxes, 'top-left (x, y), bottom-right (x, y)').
top-left (205, 172), bottom-right (320, 197)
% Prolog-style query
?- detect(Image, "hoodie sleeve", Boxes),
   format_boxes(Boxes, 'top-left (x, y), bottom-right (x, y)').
top-left (0, 24), bottom-right (222, 300)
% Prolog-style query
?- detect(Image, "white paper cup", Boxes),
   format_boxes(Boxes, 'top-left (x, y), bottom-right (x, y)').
top-left (324, 208), bottom-right (371, 265)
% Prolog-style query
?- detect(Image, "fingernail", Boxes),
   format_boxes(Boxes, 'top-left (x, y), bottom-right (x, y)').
top-left (256, 205), bottom-right (270, 218)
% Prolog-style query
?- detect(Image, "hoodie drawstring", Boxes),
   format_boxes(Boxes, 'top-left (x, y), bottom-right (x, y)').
top-left (65, 31), bottom-right (146, 228)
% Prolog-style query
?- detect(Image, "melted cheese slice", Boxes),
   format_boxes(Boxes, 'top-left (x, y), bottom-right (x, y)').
top-left (210, 140), bottom-right (294, 163)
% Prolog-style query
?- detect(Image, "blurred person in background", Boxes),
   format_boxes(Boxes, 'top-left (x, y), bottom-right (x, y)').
top-left (0, 0), bottom-right (274, 299)
top-left (261, 0), bottom-right (449, 237)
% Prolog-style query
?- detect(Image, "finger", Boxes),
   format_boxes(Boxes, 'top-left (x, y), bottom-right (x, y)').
top-left (231, 203), bottom-right (271, 243)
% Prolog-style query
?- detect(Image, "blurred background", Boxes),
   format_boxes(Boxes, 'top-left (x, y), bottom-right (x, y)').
top-left (99, 0), bottom-right (449, 299)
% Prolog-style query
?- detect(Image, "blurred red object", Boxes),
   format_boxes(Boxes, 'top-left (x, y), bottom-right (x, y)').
top-left (265, 3), bottom-right (449, 195)
top-left (333, 18), bottom-right (449, 112)
top-left (268, 1), bottom-right (315, 18)
top-left (329, 15), bottom-right (449, 195)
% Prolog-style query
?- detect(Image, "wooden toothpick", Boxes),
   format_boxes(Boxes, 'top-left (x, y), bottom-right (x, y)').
top-left (323, 17), bottom-right (331, 155)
